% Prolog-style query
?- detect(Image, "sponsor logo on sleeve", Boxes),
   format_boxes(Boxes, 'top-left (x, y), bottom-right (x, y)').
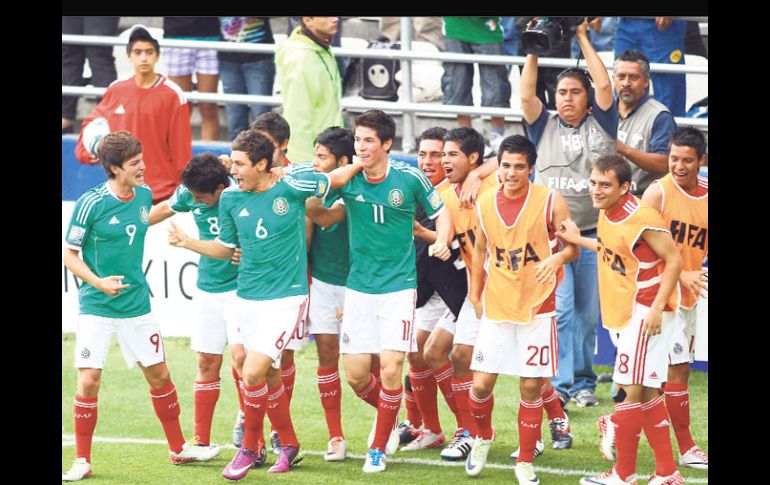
top-left (68, 226), bottom-right (86, 245)
top-left (429, 191), bottom-right (441, 209)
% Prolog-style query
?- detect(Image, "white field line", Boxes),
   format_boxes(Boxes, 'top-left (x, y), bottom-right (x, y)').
top-left (62, 434), bottom-right (708, 483)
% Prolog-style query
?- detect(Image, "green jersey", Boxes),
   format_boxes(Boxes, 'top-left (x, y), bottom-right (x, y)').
top-left (65, 182), bottom-right (153, 318)
top-left (168, 179), bottom-right (238, 293)
top-left (309, 189), bottom-right (349, 286)
top-left (443, 17), bottom-right (503, 44)
top-left (340, 160), bottom-right (444, 294)
top-left (218, 164), bottom-right (330, 301)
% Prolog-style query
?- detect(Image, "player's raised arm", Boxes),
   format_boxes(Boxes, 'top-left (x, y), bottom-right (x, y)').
top-left (167, 220), bottom-right (234, 260)
top-left (557, 218), bottom-right (599, 252)
top-left (326, 156), bottom-right (364, 189)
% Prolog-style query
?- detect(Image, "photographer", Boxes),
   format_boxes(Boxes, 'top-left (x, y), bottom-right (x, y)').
top-left (520, 17), bottom-right (618, 412)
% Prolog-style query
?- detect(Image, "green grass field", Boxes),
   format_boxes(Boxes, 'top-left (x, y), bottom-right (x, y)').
top-left (62, 333), bottom-right (708, 484)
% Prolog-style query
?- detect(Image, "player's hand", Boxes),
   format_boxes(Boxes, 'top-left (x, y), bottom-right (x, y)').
top-left (459, 170), bottom-right (482, 209)
top-left (429, 241), bottom-right (451, 261)
top-left (641, 310), bottom-right (663, 337)
top-left (534, 254), bottom-right (561, 284)
top-left (335, 306), bottom-right (344, 322)
top-left (269, 167), bottom-right (287, 184)
top-left (469, 293), bottom-right (483, 319)
top-left (589, 17), bottom-right (603, 33)
top-left (231, 248), bottom-right (242, 266)
top-left (219, 154), bottom-right (233, 172)
top-left (680, 269), bottom-right (708, 299)
top-left (557, 218), bottom-right (580, 244)
top-left (655, 17), bottom-right (674, 31)
top-left (576, 17), bottom-right (590, 37)
top-left (167, 221), bottom-right (188, 248)
top-left (97, 275), bottom-right (130, 296)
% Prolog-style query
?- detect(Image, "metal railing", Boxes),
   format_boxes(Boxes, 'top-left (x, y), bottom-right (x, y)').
top-left (62, 18), bottom-right (709, 151)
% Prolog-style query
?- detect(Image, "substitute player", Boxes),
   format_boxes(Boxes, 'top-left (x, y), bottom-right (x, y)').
top-left (149, 153), bottom-right (245, 452)
top-left (62, 132), bottom-right (219, 482)
top-left (167, 129), bottom-right (363, 479)
top-left (558, 155), bottom-right (684, 485)
top-left (463, 135), bottom-right (578, 484)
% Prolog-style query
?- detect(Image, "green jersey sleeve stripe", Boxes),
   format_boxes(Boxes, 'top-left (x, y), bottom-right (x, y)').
top-left (395, 164), bottom-right (433, 192)
top-left (76, 191), bottom-right (104, 225)
top-left (285, 179), bottom-right (319, 192)
top-left (427, 205), bottom-right (446, 220)
top-left (215, 237), bottom-right (237, 249)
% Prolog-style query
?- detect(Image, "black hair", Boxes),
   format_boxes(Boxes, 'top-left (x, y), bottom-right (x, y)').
top-left (314, 127), bottom-right (355, 164)
top-left (250, 112), bottom-right (291, 144)
top-left (444, 127), bottom-right (485, 164)
top-left (418, 126), bottom-right (448, 144)
top-left (669, 127), bottom-right (707, 159)
top-left (355, 110), bottom-right (396, 148)
top-left (594, 154), bottom-right (632, 187)
top-left (497, 135), bottom-right (537, 168)
top-left (615, 49), bottom-right (650, 78)
top-left (232, 130), bottom-right (276, 169)
top-left (181, 153), bottom-right (230, 194)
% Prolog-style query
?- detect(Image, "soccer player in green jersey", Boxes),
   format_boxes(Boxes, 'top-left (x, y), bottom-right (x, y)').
top-left (149, 153), bottom-right (246, 452)
top-left (167, 129), bottom-right (363, 479)
top-left (62, 132), bottom-right (219, 482)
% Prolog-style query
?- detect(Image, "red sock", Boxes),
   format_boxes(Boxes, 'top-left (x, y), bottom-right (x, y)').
top-left (642, 395), bottom-right (678, 476)
top-left (193, 378), bottom-right (220, 445)
top-left (73, 395), bottom-right (97, 462)
top-left (241, 382), bottom-right (268, 451)
top-left (434, 362), bottom-right (460, 427)
top-left (451, 376), bottom-right (476, 435)
top-left (404, 376), bottom-right (423, 428)
top-left (613, 401), bottom-right (642, 482)
top-left (232, 366), bottom-right (244, 412)
top-left (541, 381), bottom-right (567, 421)
top-left (266, 383), bottom-right (298, 447)
top-left (517, 398), bottom-right (544, 463)
top-left (664, 382), bottom-right (695, 453)
top-left (150, 382), bottom-right (185, 453)
top-left (372, 386), bottom-right (403, 450)
top-left (468, 389), bottom-right (494, 439)
top-left (411, 366), bottom-right (441, 432)
top-left (281, 362), bottom-right (296, 402)
top-left (317, 366), bottom-right (344, 439)
top-left (355, 373), bottom-right (381, 408)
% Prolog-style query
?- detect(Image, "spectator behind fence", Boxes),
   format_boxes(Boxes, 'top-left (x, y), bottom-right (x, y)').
top-left (614, 49), bottom-right (677, 196)
top-left (441, 17), bottom-right (511, 155)
top-left (163, 17), bottom-right (221, 140)
top-left (521, 18), bottom-right (619, 410)
top-left (62, 16), bottom-right (119, 134)
top-left (379, 17), bottom-right (444, 50)
top-left (287, 16), bottom-right (345, 80)
top-left (615, 17), bottom-right (687, 117)
top-left (276, 17), bottom-right (344, 164)
top-left (218, 17), bottom-right (276, 141)
top-left (75, 26), bottom-right (192, 204)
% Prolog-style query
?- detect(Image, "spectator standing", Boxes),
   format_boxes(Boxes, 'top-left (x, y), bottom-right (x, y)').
top-left (218, 17), bottom-right (276, 141)
top-left (379, 17), bottom-right (444, 50)
top-left (62, 16), bottom-right (119, 133)
top-left (163, 16), bottom-right (222, 140)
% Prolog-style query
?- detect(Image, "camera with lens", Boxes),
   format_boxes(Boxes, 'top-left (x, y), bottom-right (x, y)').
top-left (520, 17), bottom-right (596, 55)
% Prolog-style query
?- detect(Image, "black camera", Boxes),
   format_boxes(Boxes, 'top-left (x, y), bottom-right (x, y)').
top-left (520, 17), bottom-right (596, 55)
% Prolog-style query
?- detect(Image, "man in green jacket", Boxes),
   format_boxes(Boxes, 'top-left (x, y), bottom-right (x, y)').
top-left (276, 17), bottom-right (344, 164)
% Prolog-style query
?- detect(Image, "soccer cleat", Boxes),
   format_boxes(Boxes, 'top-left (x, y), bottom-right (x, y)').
top-left (556, 390), bottom-right (570, 409)
top-left (597, 372), bottom-right (614, 383)
top-left (398, 419), bottom-right (419, 444)
top-left (400, 429), bottom-right (445, 451)
top-left (362, 447), bottom-right (386, 473)
top-left (441, 428), bottom-right (474, 461)
top-left (549, 416), bottom-right (573, 450)
top-left (573, 389), bottom-right (599, 407)
top-left (232, 410), bottom-right (245, 448)
top-left (465, 433), bottom-right (494, 477)
top-left (647, 470), bottom-right (684, 485)
top-left (170, 442), bottom-right (221, 464)
top-left (222, 447), bottom-right (258, 480)
top-left (579, 468), bottom-right (637, 485)
top-left (367, 414), bottom-right (400, 455)
top-left (324, 436), bottom-right (347, 462)
top-left (62, 457), bottom-right (92, 481)
top-left (269, 430), bottom-right (282, 455)
top-left (678, 445), bottom-right (708, 470)
top-left (268, 445), bottom-right (302, 473)
top-left (514, 461), bottom-right (540, 484)
top-left (597, 415), bottom-right (616, 461)
top-left (510, 439), bottom-right (545, 460)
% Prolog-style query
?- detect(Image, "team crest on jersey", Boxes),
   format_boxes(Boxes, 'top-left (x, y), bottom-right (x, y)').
top-left (68, 226), bottom-right (85, 245)
top-left (673, 343), bottom-right (683, 355)
top-left (140, 206), bottom-right (149, 224)
top-left (273, 197), bottom-right (289, 216)
top-left (388, 189), bottom-right (404, 207)
top-left (81, 347), bottom-right (91, 359)
top-left (428, 190), bottom-right (441, 210)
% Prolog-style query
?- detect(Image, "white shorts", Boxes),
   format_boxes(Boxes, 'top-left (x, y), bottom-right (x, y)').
top-left (340, 288), bottom-right (417, 354)
top-left (308, 277), bottom-right (346, 335)
top-left (416, 292), bottom-right (454, 333)
top-left (609, 303), bottom-right (675, 389)
top-left (75, 312), bottom-right (165, 369)
top-left (163, 47), bottom-right (219, 76)
top-left (669, 306), bottom-right (697, 365)
top-left (453, 297), bottom-right (482, 346)
top-left (231, 295), bottom-right (308, 368)
top-left (191, 289), bottom-right (241, 355)
top-left (285, 298), bottom-right (310, 351)
top-left (471, 314), bottom-right (558, 377)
